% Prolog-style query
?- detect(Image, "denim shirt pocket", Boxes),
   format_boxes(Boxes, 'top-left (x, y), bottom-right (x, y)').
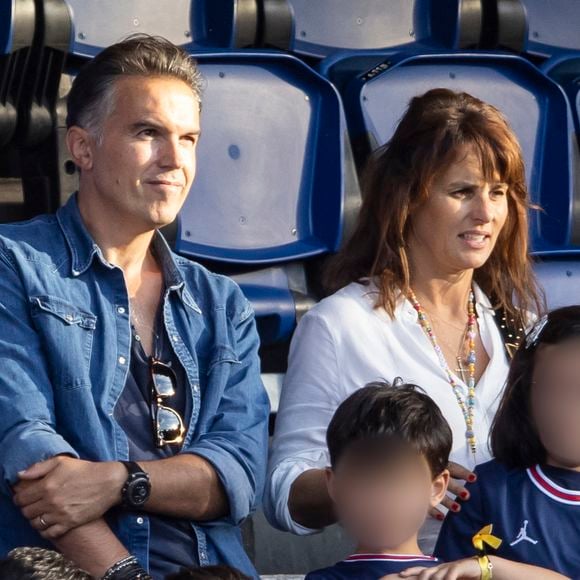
top-left (30, 295), bottom-right (97, 390)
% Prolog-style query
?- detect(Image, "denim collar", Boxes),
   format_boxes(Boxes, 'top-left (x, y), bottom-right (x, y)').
top-left (56, 193), bottom-right (201, 313)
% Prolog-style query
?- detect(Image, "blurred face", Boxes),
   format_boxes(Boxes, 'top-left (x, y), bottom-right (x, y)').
top-left (531, 339), bottom-right (580, 469)
top-left (71, 75), bottom-right (201, 231)
top-left (407, 144), bottom-right (509, 276)
top-left (327, 450), bottom-right (448, 551)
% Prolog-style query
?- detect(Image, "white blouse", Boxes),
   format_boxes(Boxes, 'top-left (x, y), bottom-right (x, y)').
top-left (265, 280), bottom-right (511, 535)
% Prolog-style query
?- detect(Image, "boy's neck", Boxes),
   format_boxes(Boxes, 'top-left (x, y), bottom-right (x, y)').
top-left (355, 535), bottom-right (423, 556)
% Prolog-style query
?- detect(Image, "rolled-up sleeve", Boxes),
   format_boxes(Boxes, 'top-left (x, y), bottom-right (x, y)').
top-left (264, 311), bottom-right (342, 535)
top-left (0, 250), bottom-right (79, 496)
top-left (188, 298), bottom-right (270, 526)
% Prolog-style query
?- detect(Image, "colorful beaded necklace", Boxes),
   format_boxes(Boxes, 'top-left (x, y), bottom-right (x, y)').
top-left (408, 289), bottom-right (477, 458)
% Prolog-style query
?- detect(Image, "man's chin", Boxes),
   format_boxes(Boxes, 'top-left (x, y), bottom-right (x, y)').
top-left (146, 206), bottom-right (181, 229)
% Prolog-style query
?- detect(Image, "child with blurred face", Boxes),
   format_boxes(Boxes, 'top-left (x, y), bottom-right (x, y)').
top-left (305, 380), bottom-right (451, 579)
top-left (429, 306), bottom-right (580, 580)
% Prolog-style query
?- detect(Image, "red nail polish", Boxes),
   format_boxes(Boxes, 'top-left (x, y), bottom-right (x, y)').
top-left (460, 491), bottom-right (468, 499)
top-left (452, 502), bottom-right (460, 511)
top-left (436, 513), bottom-right (444, 521)
top-left (468, 474), bottom-right (476, 482)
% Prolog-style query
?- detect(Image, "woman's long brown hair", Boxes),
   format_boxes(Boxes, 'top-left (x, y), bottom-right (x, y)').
top-left (324, 88), bottom-right (544, 325)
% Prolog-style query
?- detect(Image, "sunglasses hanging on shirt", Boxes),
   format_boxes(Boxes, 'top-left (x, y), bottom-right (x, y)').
top-left (149, 358), bottom-right (185, 447)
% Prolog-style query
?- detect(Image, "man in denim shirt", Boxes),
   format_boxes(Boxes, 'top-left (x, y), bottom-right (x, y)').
top-left (0, 35), bottom-right (269, 579)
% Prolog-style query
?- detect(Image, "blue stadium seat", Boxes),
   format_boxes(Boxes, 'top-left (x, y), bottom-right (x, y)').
top-left (323, 51), bottom-right (577, 255)
top-left (62, 0), bottom-right (269, 57)
top-left (533, 256), bottom-right (580, 309)
top-left (174, 51), bottom-right (353, 343)
top-left (177, 53), bottom-right (344, 264)
top-left (542, 54), bottom-right (580, 148)
top-left (536, 53), bottom-right (580, 307)
top-left (513, 0), bottom-right (580, 57)
top-left (282, 0), bottom-right (485, 59)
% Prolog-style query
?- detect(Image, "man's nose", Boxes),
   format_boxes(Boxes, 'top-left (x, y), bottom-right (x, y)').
top-left (159, 137), bottom-right (184, 168)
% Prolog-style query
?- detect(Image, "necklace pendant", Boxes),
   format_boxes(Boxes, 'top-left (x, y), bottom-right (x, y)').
top-left (455, 355), bottom-right (468, 383)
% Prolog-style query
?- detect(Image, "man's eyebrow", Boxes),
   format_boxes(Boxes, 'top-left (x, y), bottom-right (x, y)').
top-left (129, 120), bottom-right (165, 132)
top-left (129, 120), bottom-right (201, 135)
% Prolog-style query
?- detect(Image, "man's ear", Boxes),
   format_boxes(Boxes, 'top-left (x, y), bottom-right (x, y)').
top-left (325, 467), bottom-right (336, 503)
top-left (430, 468), bottom-right (450, 508)
top-left (66, 126), bottom-right (95, 171)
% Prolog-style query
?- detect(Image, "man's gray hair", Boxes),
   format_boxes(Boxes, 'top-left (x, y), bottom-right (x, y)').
top-left (66, 34), bottom-right (203, 139)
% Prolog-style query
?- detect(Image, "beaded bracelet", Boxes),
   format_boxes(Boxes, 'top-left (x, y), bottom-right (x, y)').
top-left (102, 555), bottom-right (152, 580)
top-left (476, 554), bottom-right (493, 580)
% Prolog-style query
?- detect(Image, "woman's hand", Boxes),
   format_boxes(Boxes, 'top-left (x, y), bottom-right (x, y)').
top-left (429, 461), bottom-right (476, 520)
top-left (398, 557), bottom-right (481, 579)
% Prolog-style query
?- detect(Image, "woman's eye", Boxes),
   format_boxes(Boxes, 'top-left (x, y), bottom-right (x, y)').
top-left (451, 189), bottom-right (469, 197)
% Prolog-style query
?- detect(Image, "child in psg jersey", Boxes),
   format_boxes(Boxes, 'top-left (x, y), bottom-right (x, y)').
top-left (433, 306), bottom-right (580, 579)
top-left (304, 380), bottom-right (451, 580)
top-left (305, 380), bottom-right (568, 580)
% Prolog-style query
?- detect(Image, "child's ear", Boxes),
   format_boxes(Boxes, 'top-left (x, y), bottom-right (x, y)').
top-left (430, 468), bottom-right (450, 507)
top-left (325, 467), bottom-right (336, 502)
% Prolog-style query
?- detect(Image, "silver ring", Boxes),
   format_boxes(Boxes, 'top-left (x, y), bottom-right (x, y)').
top-left (39, 515), bottom-right (48, 529)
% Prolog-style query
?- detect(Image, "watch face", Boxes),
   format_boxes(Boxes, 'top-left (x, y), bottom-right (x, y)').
top-left (129, 478), bottom-right (151, 506)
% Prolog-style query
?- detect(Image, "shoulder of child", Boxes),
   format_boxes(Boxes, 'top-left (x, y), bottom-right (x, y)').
top-left (304, 567), bottom-right (333, 579)
top-left (473, 458), bottom-right (527, 490)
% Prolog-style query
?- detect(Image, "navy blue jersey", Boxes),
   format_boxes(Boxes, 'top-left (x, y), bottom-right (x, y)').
top-left (435, 459), bottom-right (580, 578)
top-left (305, 554), bottom-right (440, 579)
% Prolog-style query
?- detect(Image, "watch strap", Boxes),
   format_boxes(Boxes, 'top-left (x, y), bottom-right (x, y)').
top-left (121, 461), bottom-right (145, 478)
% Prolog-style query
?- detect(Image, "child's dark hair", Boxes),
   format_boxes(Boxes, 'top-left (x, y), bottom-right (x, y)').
top-left (165, 564), bottom-right (251, 579)
top-left (491, 305), bottom-right (580, 469)
top-left (326, 379), bottom-right (452, 476)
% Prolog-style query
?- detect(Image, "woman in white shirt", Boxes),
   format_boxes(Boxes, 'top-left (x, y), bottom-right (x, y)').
top-left (265, 88), bottom-right (544, 545)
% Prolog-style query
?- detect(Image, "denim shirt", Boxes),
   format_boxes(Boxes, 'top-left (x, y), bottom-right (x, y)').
top-left (0, 194), bottom-right (270, 578)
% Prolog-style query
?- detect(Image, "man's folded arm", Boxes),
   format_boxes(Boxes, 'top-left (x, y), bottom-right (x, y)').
top-left (0, 249), bottom-right (79, 496)
top-left (92, 297), bottom-right (270, 525)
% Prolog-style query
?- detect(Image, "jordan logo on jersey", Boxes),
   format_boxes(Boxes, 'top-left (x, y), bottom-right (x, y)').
top-left (510, 520), bottom-right (539, 546)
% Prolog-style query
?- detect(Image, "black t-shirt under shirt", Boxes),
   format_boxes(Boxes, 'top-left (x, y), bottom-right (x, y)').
top-left (114, 320), bottom-right (197, 579)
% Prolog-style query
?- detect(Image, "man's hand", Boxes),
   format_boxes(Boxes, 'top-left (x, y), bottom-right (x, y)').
top-left (13, 456), bottom-right (126, 539)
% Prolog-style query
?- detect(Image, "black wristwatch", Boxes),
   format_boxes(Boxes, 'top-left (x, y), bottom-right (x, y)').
top-left (120, 461), bottom-right (151, 508)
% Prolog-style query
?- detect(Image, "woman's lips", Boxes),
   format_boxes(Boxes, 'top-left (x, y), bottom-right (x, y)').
top-left (458, 232), bottom-right (491, 249)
